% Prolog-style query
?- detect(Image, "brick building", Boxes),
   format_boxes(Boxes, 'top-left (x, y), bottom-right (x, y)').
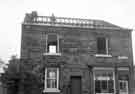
top-left (21, 11), bottom-right (134, 94)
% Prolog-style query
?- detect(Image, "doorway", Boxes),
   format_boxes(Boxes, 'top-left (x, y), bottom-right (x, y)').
top-left (71, 76), bottom-right (81, 94)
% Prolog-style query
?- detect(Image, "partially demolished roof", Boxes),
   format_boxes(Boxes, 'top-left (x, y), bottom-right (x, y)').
top-left (23, 11), bottom-right (130, 30)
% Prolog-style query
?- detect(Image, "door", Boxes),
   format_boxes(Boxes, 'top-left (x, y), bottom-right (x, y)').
top-left (71, 76), bottom-right (81, 94)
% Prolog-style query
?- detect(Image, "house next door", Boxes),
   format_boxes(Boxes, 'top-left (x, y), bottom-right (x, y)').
top-left (71, 76), bottom-right (81, 94)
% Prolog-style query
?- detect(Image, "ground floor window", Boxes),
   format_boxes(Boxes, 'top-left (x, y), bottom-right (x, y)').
top-left (44, 67), bottom-right (60, 92)
top-left (94, 69), bottom-right (114, 94)
top-left (119, 80), bottom-right (128, 93)
top-left (118, 73), bottom-right (129, 94)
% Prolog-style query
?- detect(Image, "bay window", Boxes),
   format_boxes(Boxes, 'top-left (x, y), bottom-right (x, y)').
top-left (94, 69), bottom-right (114, 94)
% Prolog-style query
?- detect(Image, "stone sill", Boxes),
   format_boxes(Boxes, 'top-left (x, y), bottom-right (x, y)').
top-left (96, 93), bottom-right (114, 94)
top-left (118, 56), bottom-right (128, 59)
top-left (43, 89), bottom-right (60, 93)
top-left (95, 54), bottom-right (112, 57)
top-left (43, 53), bottom-right (61, 56)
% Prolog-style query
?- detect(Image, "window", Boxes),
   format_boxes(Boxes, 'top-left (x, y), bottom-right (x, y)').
top-left (95, 79), bottom-right (114, 93)
top-left (45, 34), bottom-right (61, 55)
top-left (44, 67), bottom-right (60, 92)
top-left (119, 80), bottom-right (128, 94)
top-left (94, 70), bottom-right (114, 94)
top-left (48, 42), bottom-right (57, 53)
top-left (118, 72), bottom-right (129, 94)
top-left (97, 37), bottom-right (108, 54)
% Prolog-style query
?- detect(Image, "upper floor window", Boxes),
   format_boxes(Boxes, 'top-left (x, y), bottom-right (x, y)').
top-left (45, 34), bottom-right (61, 55)
top-left (97, 37), bottom-right (108, 54)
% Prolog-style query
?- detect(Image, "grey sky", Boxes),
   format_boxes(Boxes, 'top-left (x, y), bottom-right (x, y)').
top-left (0, 0), bottom-right (135, 63)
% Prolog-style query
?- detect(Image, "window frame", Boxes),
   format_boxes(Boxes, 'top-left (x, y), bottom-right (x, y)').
top-left (95, 37), bottom-right (111, 57)
top-left (97, 37), bottom-right (109, 54)
top-left (119, 80), bottom-right (128, 94)
top-left (44, 34), bottom-right (61, 55)
top-left (44, 67), bottom-right (60, 92)
top-left (93, 68), bottom-right (115, 94)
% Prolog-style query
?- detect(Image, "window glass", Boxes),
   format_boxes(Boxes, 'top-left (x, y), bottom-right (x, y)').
top-left (46, 68), bottom-right (58, 88)
top-left (94, 70), bottom-right (114, 93)
top-left (47, 79), bottom-right (57, 88)
top-left (118, 71), bottom-right (129, 94)
top-left (97, 37), bottom-right (108, 54)
top-left (102, 80), bottom-right (107, 90)
top-left (95, 80), bottom-right (101, 93)
top-left (119, 80), bottom-right (128, 93)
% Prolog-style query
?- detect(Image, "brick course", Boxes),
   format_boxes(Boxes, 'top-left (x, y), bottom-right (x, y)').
top-left (21, 13), bottom-right (134, 94)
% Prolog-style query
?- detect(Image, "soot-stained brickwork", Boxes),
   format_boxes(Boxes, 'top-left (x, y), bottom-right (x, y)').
top-left (21, 11), bottom-right (134, 94)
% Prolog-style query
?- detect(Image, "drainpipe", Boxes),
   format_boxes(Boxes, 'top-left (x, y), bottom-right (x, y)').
top-left (114, 56), bottom-right (119, 94)
top-left (87, 65), bottom-right (94, 94)
top-left (114, 61), bottom-right (119, 94)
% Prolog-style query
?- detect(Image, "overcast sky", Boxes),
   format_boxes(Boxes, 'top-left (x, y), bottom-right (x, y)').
top-left (0, 0), bottom-right (135, 64)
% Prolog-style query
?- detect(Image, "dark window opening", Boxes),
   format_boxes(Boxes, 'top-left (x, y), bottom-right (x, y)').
top-left (97, 37), bottom-right (107, 54)
top-left (95, 80), bottom-right (101, 93)
top-left (95, 80), bottom-right (114, 93)
top-left (102, 80), bottom-right (107, 90)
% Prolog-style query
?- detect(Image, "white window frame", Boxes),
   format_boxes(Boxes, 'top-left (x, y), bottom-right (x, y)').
top-left (43, 67), bottom-right (60, 93)
top-left (44, 34), bottom-right (61, 56)
top-left (46, 34), bottom-right (59, 53)
top-left (93, 68), bottom-right (115, 94)
top-left (119, 80), bottom-right (128, 94)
